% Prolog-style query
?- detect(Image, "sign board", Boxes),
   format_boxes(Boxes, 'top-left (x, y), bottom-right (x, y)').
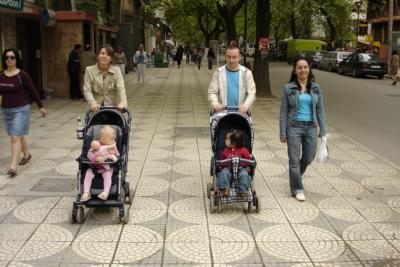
top-left (0, 0), bottom-right (24, 11)
top-left (364, 35), bottom-right (373, 42)
top-left (258, 37), bottom-right (269, 58)
top-left (42, 9), bottom-right (57, 27)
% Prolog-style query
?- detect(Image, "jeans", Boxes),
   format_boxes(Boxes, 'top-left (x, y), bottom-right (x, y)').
top-left (287, 123), bottom-right (317, 194)
top-left (217, 167), bottom-right (251, 193)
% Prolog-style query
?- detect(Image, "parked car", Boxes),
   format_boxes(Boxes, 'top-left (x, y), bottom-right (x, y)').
top-left (318, 51), bottom-right (351, 72)
top-left (337, 53), bottom-right (388, 79)
top-left (304, 50), bottom-right (328, 68)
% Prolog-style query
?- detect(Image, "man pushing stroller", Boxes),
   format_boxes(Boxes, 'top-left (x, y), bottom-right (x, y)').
top-left (207, 42), bottom-right (256, 114)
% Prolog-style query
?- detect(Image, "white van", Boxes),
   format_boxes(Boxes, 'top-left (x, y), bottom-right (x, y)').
top-left (246, 43), bottom-right (255, 57)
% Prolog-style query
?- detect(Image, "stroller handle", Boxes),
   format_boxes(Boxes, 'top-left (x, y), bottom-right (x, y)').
top-left (215, 158), bottom-right (256, 166)
top-left (87, 106), bottom-right (132, 123)
top-left (210, 105), bottom-right (252, 117)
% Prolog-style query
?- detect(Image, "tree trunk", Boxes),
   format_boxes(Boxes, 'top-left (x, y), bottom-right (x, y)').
top-left (216, 0), bottom-right (246, 42)
top-left (253, 0), bottom-right (273, 97)
top-left (320, 7), bottom-right (336, 50)
top-left (290, 0), bottom-right (297, 39)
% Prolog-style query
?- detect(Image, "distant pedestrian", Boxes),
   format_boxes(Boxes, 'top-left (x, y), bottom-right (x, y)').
top-left (279, 56), bottom-right (327, 202)
top-left (83, 45), bottom-right (127, 112)
top-left (207, 47), bottom-right (215, 70)
top-left (176, 45), bottom-right (184, 68)
top-left (133, 44), bottom-right (148, 83)
top-left (0, 48), bottom-right (47, 177)
top-left (390, 50), bottom-right (399, 85)
top-left (185, 46), bottom-right (191, 64)
top-left (68, 44), bottom-right (83, 99)
top-left (170, 47), bottom-right (177, 66)
top-left (114, 45), bottom-right (127, 80)
top-left (197, 47), bottom-right (203, 70)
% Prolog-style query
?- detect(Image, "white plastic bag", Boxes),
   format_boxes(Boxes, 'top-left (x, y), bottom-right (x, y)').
top-left (317, 134), bottom-right (329, 162)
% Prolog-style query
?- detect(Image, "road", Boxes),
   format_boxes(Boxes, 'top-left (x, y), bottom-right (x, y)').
top-left (269, 61), bottom-right (400, 167)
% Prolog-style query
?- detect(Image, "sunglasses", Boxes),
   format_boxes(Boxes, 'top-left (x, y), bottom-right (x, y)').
top-left (5, 56), bottom-right (16, 60)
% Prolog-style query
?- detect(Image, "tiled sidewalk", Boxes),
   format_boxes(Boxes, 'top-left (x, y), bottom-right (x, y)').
top-left (0, 64), bottom-right (400, 266)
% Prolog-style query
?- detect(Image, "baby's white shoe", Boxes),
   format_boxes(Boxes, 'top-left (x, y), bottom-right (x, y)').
top-left (80, 193), bottom-right (91, 202)
top-left (98, 192), bottom-right (109, 200)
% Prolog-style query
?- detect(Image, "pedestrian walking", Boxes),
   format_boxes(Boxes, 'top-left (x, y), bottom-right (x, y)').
top-left (207, 47), bottom-right (215, 70)
top-left (279, 56), bottom-right (327, 202)
top-left (185, 46), bottom-right (191, 64)
top-left (176, 45), bottom-right (184, 68)
top-left (114, 45), bottom-right (127, 80)
top-left (68, 44), bottom-right (83, 99)
top-left (83, 44), bottom-right (127, 112)
top-left (390, 50), bottom-right (399, 85)
top-left (133, 44), bottom-right (148, 83)
top-left (208, 44), bottom-right (256, 114)
top-left (0, 48), bottom-right (47, 177)
top-left (170, 47), bottom-right (177, 66)
top-left (197, 46), bottom-right (203, 70)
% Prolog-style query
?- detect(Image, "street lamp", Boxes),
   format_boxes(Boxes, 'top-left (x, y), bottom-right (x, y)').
top-left (355, 0), bottom-right (363, 51)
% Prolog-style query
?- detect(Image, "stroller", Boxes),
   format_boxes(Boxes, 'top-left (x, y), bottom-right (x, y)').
top-left (207, 107), bottom-right (260, 213)
top-left (70, 107), bottom-right (133, 224)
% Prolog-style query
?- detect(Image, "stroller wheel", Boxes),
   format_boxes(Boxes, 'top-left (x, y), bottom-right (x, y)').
top-left (119, 206), bottom-right (129, 224)
top-left (210, 194), bottom-right (216, 213)
top-left (126, 188), bottom-right (134, 204)
top-left (254, 196), bottom-right (260, 214)
top-left (206, 183), bottom-right (212, 199)
top-left (69, 208), bottom-right (77, 224)
top-left (76, 206), bottom-right (85, 224)
top-left (247, 201), bottom-right (253, 213)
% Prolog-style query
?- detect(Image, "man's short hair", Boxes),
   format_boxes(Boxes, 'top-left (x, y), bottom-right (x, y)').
top-left (226, 44), bottom-right (240, 53)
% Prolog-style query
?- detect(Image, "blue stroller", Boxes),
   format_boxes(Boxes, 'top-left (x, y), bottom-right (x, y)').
top-left (70, 107), bottom-right (133, 224)
top-left (207, 107), bottom-right (260, 213)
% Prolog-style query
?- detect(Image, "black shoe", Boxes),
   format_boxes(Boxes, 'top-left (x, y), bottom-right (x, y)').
top-left (18, 153), bottom-right (31, 165)
top-left (6, 168), bottom-right (17, 177)
top-left (392, 81), bottom-right (397, 85)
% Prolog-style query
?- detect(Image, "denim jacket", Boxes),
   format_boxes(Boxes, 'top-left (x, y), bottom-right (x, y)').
top-left (279, 81), bottom-right (327, 138)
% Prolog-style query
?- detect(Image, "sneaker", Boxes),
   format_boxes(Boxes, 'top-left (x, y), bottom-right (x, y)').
top-left (221, 189), bottom-right (229, 197)
top-left (98, 192), bottom-right (109, 200)
top-left (295, 192), bottom-right (306, 202)
top-left (80, 193), bottom-right (91, 202)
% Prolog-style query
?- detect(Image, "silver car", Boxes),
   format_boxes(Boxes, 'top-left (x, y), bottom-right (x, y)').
top-left (318, 51), bottom-right (351, 72)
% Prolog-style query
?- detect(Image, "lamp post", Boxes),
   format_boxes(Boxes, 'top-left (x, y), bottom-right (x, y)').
top-left (354, 0), bottom-right (362, 52)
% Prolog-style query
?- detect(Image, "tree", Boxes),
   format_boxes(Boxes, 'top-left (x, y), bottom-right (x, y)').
top-left (216, 0), bottom-right (246, 41)
top-left (253, 0), bottom-right (272, 97)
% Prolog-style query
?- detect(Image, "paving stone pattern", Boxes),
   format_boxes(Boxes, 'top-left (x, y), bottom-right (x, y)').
top-left (0, 64), bottom-right (400, 266)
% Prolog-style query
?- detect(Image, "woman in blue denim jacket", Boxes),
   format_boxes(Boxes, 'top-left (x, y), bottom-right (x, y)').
top-left (279, 56), bottom-right (327, 202)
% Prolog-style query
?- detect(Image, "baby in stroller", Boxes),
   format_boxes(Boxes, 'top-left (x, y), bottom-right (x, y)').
top-left (81, 125), bottom-right (119, 201)
top-left (217, 130), bottom-right (253, 198)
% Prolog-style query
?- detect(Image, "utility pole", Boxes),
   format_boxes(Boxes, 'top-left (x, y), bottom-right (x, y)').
top-left (388, 0), bottom-right (394, 66)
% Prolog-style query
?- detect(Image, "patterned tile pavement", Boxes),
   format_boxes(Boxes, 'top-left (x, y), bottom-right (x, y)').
top-left (1, 63), bottom-right (400, 266)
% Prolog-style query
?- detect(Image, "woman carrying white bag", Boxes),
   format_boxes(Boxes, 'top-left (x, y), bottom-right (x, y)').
top-left (279, 56), bottom-right (328, 202)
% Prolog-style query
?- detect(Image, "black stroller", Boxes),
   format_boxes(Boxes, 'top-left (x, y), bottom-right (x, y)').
top-left (70, 107), bottom-right (133, 224)
top-left (207, 107), bottom-right (260, 213)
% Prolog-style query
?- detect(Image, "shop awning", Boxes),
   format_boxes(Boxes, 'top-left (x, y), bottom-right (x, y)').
top-left (97, 24), bottom-right (119, 33)
top-left (55, 11), bottom-right (95, 22)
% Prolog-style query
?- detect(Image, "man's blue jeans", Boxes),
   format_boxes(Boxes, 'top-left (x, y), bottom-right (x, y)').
top-left (287, 123), bottom-right (317, 194)
top-left (217, 167), bottom-right (251, 193)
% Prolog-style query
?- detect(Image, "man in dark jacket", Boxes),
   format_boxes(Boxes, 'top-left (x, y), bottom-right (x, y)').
top-left (68, 44), bottom-right (83, 99)
top-left (176, 45), bottom-right (184, 68)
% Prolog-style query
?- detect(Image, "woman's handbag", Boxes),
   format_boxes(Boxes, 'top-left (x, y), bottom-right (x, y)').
top-left (317, 134), bottom-right (329, 162)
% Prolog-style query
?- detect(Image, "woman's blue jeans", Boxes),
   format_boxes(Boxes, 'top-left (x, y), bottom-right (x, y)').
top-left (287, 123), bottom-right (317, 194)
top-left (217, 167), bottom-right (251, 193)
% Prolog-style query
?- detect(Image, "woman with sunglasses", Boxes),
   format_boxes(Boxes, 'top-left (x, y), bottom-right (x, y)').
top-left (0, 48), bottom-right (47, 177)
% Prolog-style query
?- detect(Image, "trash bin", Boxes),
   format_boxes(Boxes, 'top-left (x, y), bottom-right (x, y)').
top-left (43, 88), bottom-right (54, 100)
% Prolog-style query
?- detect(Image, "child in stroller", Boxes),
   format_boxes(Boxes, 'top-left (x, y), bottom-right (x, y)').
top-left (217, 130), bottom-right (253, 198)
top-left (208, 109), bottom-right (260, 213)
top-left (70, 107), bottom-right (133, 224)
top-left (80, 125), bottom-right (120, 201)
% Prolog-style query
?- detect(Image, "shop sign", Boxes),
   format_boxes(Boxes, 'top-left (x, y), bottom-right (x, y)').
top-left (0, 0), bottom-right (24, 11)
top-left (258, 37), bottom-right (269, 59)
